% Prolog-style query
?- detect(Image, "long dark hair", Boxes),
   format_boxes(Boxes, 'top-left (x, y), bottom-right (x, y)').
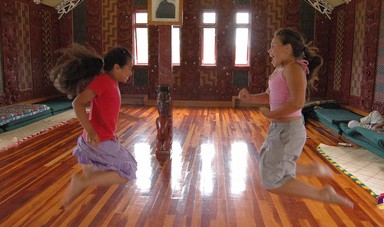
top-left (274, 28), bottom-right (323, 98)
top-left (50, 44), bottom-right (132, 98)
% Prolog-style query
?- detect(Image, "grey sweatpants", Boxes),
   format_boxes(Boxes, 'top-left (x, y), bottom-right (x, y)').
top-left (259, 118), bottom-right (306, 189)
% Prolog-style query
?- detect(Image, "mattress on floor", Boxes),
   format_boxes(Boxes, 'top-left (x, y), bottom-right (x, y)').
top-left (38, 99), bottom-right (73, 115)
top-left (0, 104), bottom-right (51, 126)
top-left (0, 104), bottom-right (52, 132)
top-left (340, 123), bottom-right (384, 159)
top-left (310, 108), bottom-right (363, 133)
top-left (3, 111), bottom-right (52, 131)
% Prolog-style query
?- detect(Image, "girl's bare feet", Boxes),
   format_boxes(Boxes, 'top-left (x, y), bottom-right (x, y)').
top-left (62, 175), bottom-right (85, 208)
top-left (321, 185), bottom-right (354, 208)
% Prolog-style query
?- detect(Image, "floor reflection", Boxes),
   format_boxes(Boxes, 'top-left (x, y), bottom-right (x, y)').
top-left (200, 143), bottom-right (215, 196)
top-left (133, 139), bottom-right (249, 197)
top-left (170, 141), bottom-right (183, 195)
top-left (230, 141), bottom-right (248, 194)
top-left (134, 142), bottom-right (152, 192)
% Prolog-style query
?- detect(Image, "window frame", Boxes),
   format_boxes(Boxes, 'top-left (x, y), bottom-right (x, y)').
top-left (201, 11), bottom-right (217, 66)
top-left (234, 11), bottom-right (251, 67)
top-left (133, 11), bottom-right (149, 66)
top-left (172, 25), bottom-right (181, 66)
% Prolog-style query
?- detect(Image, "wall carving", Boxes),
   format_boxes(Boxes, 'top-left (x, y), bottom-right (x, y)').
top-left (333, 10), bottom-right (344, 92)
top-left (360, 0), bottom-right (381, 111)
top-left (86, 0), bottom-right (102, 55)
top-left (350, 0), bottom-right (366, 98)
top-left (41, 10), bottom-right (54, 89)
top-left (15, 2), bottom-right (33, 92)
top-left (1, 1), bottom-right (22, 104)
top-left (101, 0), bottom-right (118, 54)
top-left (344, 0), bottom-right (380, 111)
top-left (373, 0), bottom-right (384, 114)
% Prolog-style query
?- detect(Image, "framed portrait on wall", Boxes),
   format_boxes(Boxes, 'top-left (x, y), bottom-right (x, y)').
top-left (148, 0), bottom-right (183, 25)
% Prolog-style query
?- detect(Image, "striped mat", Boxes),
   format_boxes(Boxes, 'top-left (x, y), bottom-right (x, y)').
top-left (317, 143), bottom-right (383, 199)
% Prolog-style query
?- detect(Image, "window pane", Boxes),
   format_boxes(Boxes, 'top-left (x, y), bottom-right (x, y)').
top-left (202, 28), bottom-right (216, 65)
top-left (172, 27), bottom-right (180, 65)
top-left (235, 28), bottom-right (249, 65)
top-left (203, 12), bottom-right (216, 24)
top-left (136, 12), bottom-right (148, 23)
top-left (236, 12), bottom-right (249, 24)
top-left (136, 28), bottom-right (148, 64)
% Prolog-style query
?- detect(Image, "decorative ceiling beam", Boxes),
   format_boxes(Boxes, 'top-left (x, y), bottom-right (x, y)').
top-left (33, 0), bottom-right (84, 19)
top-left (304, 0), bottom-right (351, 20)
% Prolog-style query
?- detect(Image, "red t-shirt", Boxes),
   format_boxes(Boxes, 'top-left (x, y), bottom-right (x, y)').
top-left (82, 73), bottom-right (121, 142)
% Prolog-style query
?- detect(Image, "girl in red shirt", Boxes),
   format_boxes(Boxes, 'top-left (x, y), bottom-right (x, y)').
top-left (50, 44), bottom-right (137, 207)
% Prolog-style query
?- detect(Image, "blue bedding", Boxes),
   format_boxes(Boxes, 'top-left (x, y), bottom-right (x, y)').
top-left (0, 104), bottom-right (51, 126)
top-left (340, 123), bottom-right (384, 158)
top-left (310, 108), bottom-right (362, 133)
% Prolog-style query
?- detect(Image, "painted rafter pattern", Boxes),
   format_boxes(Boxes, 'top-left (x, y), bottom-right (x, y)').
top-left (33, 0), bottom-right (84, 19)
top-left (303, 0), bottom-right (334, 19)
top-left (303, 0), bottom-right (351, 19)
top-left (55, 0), bottom-right (84, 19)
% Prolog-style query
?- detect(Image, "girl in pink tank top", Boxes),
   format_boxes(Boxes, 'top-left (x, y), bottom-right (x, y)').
top-left (238, 28), bottom-right (353, 208)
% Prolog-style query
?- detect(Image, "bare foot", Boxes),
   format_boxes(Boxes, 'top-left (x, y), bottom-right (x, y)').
top-left (322, 185), bottom-right (354, 208)
top-left (313, 163), bottom-right (333, 179)
top-left (62, 175), bottom-right (85, 208)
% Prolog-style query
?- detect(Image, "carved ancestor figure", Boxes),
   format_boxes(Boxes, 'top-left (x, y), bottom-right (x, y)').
top-left (156, 85), bottom-right (173, 153)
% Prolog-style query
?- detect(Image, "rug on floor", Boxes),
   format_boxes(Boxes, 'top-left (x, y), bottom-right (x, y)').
top-left (0, 118), bottom-right (77, 152)
top-left (317, 143), bottom-right (384, 198)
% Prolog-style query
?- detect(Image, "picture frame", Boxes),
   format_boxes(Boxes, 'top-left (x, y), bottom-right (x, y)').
top-left (148, 0), bottom-right (183, 25)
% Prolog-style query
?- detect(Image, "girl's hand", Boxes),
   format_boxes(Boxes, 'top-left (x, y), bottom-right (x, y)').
top-left (86, 129), bottom-right (100, 148)
top-left (260, 107), bottom-right (273, 119)
top-left (238, 88), bottom-right (250, 102)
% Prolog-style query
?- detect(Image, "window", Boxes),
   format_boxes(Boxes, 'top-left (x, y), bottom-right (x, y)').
top-left (134, 12), bottom-right (148, 65)
top-left (235, 12), bottom-right (250, 66)
top-left (172, 26), bottom-right (180, 65)
top-left (201, 12), bottom-right (216, 66)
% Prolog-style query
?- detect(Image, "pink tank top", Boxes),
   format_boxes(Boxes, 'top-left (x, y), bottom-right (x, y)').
top-left (269, 60), bottom-right (309, 118)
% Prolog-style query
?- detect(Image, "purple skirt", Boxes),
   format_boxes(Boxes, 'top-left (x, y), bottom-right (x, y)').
top-left (73, 136), bottom-right (137, 180)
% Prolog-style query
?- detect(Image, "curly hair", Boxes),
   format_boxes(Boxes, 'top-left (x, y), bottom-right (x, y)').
top-left (50, 44), bottom-right (131, 98)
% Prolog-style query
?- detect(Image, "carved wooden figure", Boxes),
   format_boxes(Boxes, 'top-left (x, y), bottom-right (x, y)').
top-left (156, 85), bottom-right (172, 155)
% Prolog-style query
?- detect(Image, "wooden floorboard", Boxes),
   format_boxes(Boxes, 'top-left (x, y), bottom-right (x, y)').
top-left (0, 106), bottom-right (383, 226)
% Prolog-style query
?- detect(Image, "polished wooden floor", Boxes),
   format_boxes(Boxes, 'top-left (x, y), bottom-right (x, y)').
top-left (0, 106), bottom-right (383, 226)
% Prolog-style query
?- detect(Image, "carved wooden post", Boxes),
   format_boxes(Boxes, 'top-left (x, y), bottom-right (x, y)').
top-left (156, 85), bottom-right (172, 156)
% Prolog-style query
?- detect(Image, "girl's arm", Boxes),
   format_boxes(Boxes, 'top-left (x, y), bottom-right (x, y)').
top-left (72, 88), bottom-right (99, 147)
top-left (263, 63), bottom-right (306, 119)
top-left (238, 88), bottom-right (270, 105)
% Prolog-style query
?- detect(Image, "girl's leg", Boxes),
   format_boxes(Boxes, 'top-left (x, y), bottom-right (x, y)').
top-left (82, 164), bottom-right (94, 177)
top-left (296, 162), bottom-right (333, 178)
top-left (63, 167), bottom-right (127, 207)
top-left (267, 178), bottom-right (354, 208)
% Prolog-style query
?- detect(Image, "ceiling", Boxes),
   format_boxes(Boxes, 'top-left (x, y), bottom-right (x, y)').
top-left (39, 0), bottom-right (350, 9)
top-left (39, 0), bottom-right (63, 7)
top-left (326, 0), bottom-right (349, 7)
